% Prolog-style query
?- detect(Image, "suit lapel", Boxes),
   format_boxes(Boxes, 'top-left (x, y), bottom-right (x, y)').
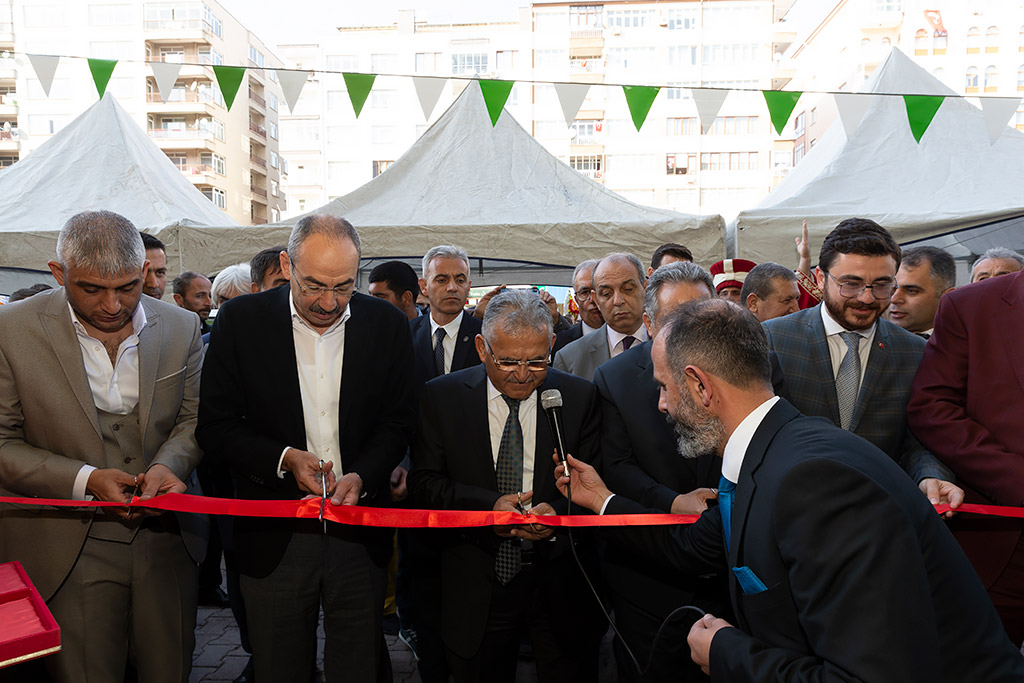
top-left (806, 308), bottom-right (841, 425)
top-left (451, 314), bottom-right (475, 372)
top-left (1003, 272), bottom-right (1024, 397)
top-left (589, 324), bottom-right (610, 369)
top-left (137, 297), bottom-right (161, 445)
top-left (851, 323), bottom-right (891, 431)
top-left (412, 315), bottom-right (433, 378)
top-left (464, 367), bottom-right (498, 490)
top-left (39, 290), bottom-right (102, 440)
top-left (270, 288), bottom-right (306, 445)
top-left (338, 296), bottom-right (369, 443)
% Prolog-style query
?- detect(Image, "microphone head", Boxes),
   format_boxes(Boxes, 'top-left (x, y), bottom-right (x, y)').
top-left (540, 389), bottom-right (563, 411)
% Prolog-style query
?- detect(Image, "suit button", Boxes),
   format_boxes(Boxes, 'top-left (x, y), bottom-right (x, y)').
top-left (123, 457), bottom-right (132, 464)
top-left (112, 424), bottom-right (120, 431)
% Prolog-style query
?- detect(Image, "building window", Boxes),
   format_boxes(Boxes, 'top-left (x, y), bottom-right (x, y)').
top-left (326, 55), bottom-right (360, 71)
top-left (89, 4), bottom-right (133, 25)
top-left (793, 143), bottom-right (805, 165)
top-left (986, 26), bottom-right (1000, 53)
top-left (1019, 26), bottom-right (1024, 51)
top-left (985, 65), bottom-right (999, 92)
top-left (167, 154), bottom-right (187, 170)
top-left (967, 27), bottom-right (981, 54)
top-left (268, 92), bottom-right (278, 111)
top-left (372, 160), bottom-right (394, 177)
top-left (327, 91), bottom-right (346, 110)
top-left (700, 153), bottom-right (721, 171)
top-left (668, 45), bottom-right (698, 66)
top-left (370, 54), bottom-right (398, 73)
top-left (569, 119), bottom-right (601, 143)
top-left (569, 155), bottom-right (603, 178)
top-left (667, 8), bottom-right (699, 30)
top-left (496, 50), bottom-right (518, 72)
top-left (933, 32), bottom-right (947, 54)
top-left (269, 121), bottom-right (278, 139)
top-left (198, 47), bottom-right (223, 65)
top-left (882, 36), bottom-right (892, 46)
top-left (875, 0), bottom-right (901, 10)
top-left (271, 180), bottom-right (279, 197)
top-left (794, 112), bottom-right (805, 136)
top-left (1018, 66), bottom-right (1024, 91)
top-left (606, 9), bottom-right (653, 29)
top-left (666, 117), bottom-right (696, 135)
top-left (415, 53), bottom-right (441, 73)
top-left (810, 107), bottom-right (817, 124)
top-left (965, 66), bottom-right (979, 91)
top-left (535, 49), bottom-right (568, 70)
top-left (371, 126), bottom-right (396, 144)
top-left (248, 46), bottom-right (265, 68)
top-left (569, 5), bottom-right (602, 27)
top-left (202, 187), bottom-right (226, 209)
top-left (665, 153), bottom-right (689, 175)
top-left (915, 29), bottom-right (928, 55)
top-left (203, 4), bottom-right (222, 37)
top-left (451, 53), bottom-right (488, 75)
top-left (371, 90), bottom-right (395, 109)
top-left (270, 150), bottom-right (279, 168)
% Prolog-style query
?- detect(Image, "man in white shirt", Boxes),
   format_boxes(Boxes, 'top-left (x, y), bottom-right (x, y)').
top-left (0, 210), bottom-right (205, 682)
top-left (554, 252), bottom-right (649, 381)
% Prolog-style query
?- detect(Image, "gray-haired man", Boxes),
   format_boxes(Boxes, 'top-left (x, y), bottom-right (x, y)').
top-left (0, 210), bottom-right (206, 682)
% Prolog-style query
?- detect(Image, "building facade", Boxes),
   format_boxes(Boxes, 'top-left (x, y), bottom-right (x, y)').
top-left (1, 0), bottom-right (285, 225)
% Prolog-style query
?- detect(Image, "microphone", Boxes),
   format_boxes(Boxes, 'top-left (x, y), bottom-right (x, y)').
top-left (540, 389), bottom-right (569, 480)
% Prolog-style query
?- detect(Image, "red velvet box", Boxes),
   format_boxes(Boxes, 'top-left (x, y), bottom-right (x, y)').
top-left (0, 561), bottom-right (61, 668)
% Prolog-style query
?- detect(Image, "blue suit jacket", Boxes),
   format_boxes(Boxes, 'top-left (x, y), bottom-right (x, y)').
top-left (761, 305), bottom-right (949, 483)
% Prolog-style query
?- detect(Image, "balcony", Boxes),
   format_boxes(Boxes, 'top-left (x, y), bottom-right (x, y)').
top-left (250, 153), bottom-right (267, 169)
top-left (570, 28), bottom-right (603, 39)
top-left (146, 91), bottom-right (218, 114)
top-left (146, 55), bottom-right (216, 80)
top-left (249, 122), bottom-right (266, 139)
top-left (0, 127), bottom-right (18, 153)
top-left (251, 185), bottom-right (268, 199)
top-left (248, 89), bottom-right (266, 110)
top-left (148, 128), bottom-right (217, 152)
top-left (144, 19), bottom-right (219, 43)
top-left (177, 163), bottom-right (219, 184)
top-left (569, 58), bottom-right (602, 73)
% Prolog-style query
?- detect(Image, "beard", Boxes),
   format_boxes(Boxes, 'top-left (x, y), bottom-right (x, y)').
top-left (823, 287), bottom-right (883, 331)
top-left (667, 388), bottom-right (725, 459)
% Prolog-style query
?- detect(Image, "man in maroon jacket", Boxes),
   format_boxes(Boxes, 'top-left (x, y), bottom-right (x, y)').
top-left (908, 267), bottom-right (1024, 645)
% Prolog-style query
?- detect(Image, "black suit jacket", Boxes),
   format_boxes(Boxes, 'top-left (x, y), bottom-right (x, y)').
top-left (196, 287), bottom-right (416, 577)
top-left (606, 399), bottom-right (1023, 682)
top-left (407, 365), bottom-right (601, 658)
top-left (409, 311), bottom-right (482, 386)
top-left (552, 321), bottom-right (584, 356)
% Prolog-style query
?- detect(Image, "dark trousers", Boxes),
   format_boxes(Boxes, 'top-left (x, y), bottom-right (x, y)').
top-left (988, 534), bottom-right (1024, 647)
top-left (446, 562), bottom-right (600, 683)
top-left (240, 529), bottom-right (390, 683)
top-left (608, 588), bottom-right (704, 682)
top-left (396, 528), bottom-right (449, 682)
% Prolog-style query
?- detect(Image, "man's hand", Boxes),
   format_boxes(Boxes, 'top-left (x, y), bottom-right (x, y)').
top-left (492, 490), bottom-right (531, 537)
top-left (919, 477), bottom-right (964, 519)
top-left (687, 613), bottom-right (735, 675)
top-left (796, 219), bottom-right (811, 277)
top-left (86, 468), bottom-right (136, 519)
top-left (511, 501), bottom-right (555, 541)
top-left (472, 285), bottom-right (506, 320)
top-left (133, 464), bottom-right (187, 518)
top-left (390, 465), bottom-right (409, 502)
top-left (330, 472), bottom-right (363, 505)
top-left (671, 488), bottom-right (718, 515)
top-left (282, 447), bottom-right (337, 497)
top-left (553, 453), bottom-right (612, 513)
top-left (537, 289), bottom-right (560, 326)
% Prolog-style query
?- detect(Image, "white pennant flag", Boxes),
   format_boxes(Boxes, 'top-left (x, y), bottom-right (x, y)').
top-left (275, 69), bottom-right (310, 113)
top-left (691, 88), bottom-right (729, 134)
top-left (28, 54), bottom-right (59, 97)
top-left (412, 76), bottom-right (447, 120)
top-left (150, 61), bottom-right (181, 103)
top-left (553, 82), bottom-right (590, 127)
top-left (834, 93), bottom-right (875, 139)
top-left (979, 96), bottom-right (1021, 145)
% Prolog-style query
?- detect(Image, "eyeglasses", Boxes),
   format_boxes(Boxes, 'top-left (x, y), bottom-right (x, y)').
top-left (485, 342), bottom-right (549, 372)
top-left (825, 272), bottom-right (896, 300)
top-left (575, 288), bottom-right (594, 302)
top-left (291, 263), bottom-right (354, 299)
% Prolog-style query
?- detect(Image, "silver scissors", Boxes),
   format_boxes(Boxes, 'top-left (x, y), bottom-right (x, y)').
top-left (319, 459), bottom-right (327, 533)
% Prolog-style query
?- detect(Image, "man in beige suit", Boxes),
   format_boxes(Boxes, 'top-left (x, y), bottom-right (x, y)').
top-left (0, 211), bottom-right (205, 682)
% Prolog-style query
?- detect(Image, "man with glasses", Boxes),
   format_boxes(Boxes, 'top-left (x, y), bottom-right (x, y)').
top-left (762, 218), bottom-right (963, 504)
top-left (197, 215), bottom-right (416, 683)
top-left (408, 289), bottom-right (605, 683)
top-left (552, 259), bottom-right (604, 356)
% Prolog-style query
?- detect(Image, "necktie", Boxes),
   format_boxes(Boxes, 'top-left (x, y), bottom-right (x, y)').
top-left (434, 327), bottom-right (446, 376)
top-left (718, 476), bottom-right (736, 552)
top-left (495, 395), bottom-right (524, 584)
top-left (836, 331), bottom-right (862, 430)
top-left (622, 335), bottom-right (637, 351)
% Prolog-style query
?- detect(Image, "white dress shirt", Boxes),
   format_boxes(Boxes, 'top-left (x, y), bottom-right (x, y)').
top-left (277, 296), bottom-right (350, 477)
top-left (607, 323), bottom-right (648, 359)
top-left (70, 302), bottom-right (147, 500)
top-left (429, 310), bottom-right (464, 375)
top-left (721, 396), bottom-right (781, 484)
top-left (820, 305), bottom-right (875, 386)
top-left (486, 378), bottom-right (537, 506)
top-left (581, 320), bottom-right (600, 337)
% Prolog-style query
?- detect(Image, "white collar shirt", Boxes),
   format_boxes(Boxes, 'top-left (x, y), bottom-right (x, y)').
top-left (607, 323), bottom-right (648, 359)
top-left (721, 396), bottom-right (781, 484)
top-left (581, 320), bottom-right (601, 337)
top-left (820, 304), bottom-right (875, 386)
top-left (486, 378), bottom-right (537, 505)
top-left (429, 309), bottom-right (465, 375)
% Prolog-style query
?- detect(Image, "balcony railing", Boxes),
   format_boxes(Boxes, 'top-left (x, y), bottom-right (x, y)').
top-left (251, 217), bottom-right (268, 225)
top-left (146, 91), bottom-right (213, 104)
top-left (144, 19), bottom-right (215, 35)
top-left (178, 164), bottom-right (216, 175)
top-left (250, 153), bottom-right (266, 168)
top-left (571, 134), bottom-right (601, 145)
top-left (251, 185), bottom-right (267, 198)
top-left (249, 122), bottom-right (266, 138)
top-left (248, 89), bottom-right (266, 108)
top-left (570, 27), bottom-right (603, 38)
top-left (569, 58), bottom-right (601, 72)
top-left (148, 128), bottom-right (215, 141)
top-left (0, 128), bottom-right (19, 141)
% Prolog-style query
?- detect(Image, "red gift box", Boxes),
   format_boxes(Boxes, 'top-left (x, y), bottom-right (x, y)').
top-left (0, 561), bottom-right (61, 668)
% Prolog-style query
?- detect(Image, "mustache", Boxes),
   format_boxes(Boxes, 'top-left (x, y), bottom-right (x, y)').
top-left (310, 302), bottom-right (340, 315)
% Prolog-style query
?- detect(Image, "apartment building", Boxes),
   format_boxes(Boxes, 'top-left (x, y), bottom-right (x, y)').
top-left (2, 0), bottom-right (285, 225)
top-left (279, 0), bottom-right (778, 220)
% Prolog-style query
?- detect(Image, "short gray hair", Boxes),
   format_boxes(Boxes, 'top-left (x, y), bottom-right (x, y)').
top-left (644, 262), bottom-right (714, 322)
top-left (56, 210), bottom-right (144, 276)
top-left (972, 247), bottom-right (1024, 275)
top-left (288, 214), bottom-right (362, 262)
top-left (740, 263), bottom-right (797, 304)
top-left (596, 252), bottom-right (647, 284)
top-left (211, 263), bottom-right (252, 306)
top-left (481, 289), bottom-right (553, 342)
top-left (422, 245), bottom-right (469, 278)
top-left (572, 259), bottom-right (599, 286)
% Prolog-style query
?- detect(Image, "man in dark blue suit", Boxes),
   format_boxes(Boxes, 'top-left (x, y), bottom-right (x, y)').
top-left (761, 218), bottom-right (961, 507)
top-left (408, 289), bottom-right (605, 683)
top-left (558, 299), bottom-right (1024, 682)
top-left (197, 215), bottom-right (416, 683)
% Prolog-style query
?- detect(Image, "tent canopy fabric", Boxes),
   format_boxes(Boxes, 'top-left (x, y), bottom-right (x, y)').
top-left (261, 79), bottom-right (725, 271)
top-left (735, 48), bottom-right (1024, 266)
top-left (0, 93), bottom-right (237, 277)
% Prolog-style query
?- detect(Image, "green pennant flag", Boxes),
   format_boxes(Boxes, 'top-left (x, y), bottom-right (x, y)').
top-left (343, 73), bottom-right (376, 117)
top-left (762, 90), bottom-right (802, 135)
top-left (87, 58), bottom-right (116, 98)
top-left (903, 95), bottom-right (945, 143)
top-left (212, 65), bottom-right (246, 110)
top-left (622, 85), bottom-right (660, 131)
top-left (478, 79), bottom-right (514, 126)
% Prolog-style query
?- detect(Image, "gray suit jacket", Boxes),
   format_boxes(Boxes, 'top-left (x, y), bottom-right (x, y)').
top-left (0, 288), bottom-right (206, 599)
top-left (762, 304), bottom-right (951, 483)
top-left (553, 323), bottom-right (609, 382)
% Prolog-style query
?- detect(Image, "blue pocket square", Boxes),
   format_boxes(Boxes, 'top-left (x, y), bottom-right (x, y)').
top-left (732, 566), bottom-right (768, 595)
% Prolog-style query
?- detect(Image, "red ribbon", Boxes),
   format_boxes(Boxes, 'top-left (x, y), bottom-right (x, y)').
top-left (0, 494), bottom-right (1018, 527)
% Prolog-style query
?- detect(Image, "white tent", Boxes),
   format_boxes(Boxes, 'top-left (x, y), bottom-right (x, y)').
top-left (183, 79), bottom-right (721, 285)
top-left (735, 48), bottom-right (1024, 268)
top-left (0, 93), bottom-right (237, 292)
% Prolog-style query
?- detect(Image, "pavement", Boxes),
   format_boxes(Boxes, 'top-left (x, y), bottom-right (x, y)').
top-left (191, 604), bottom-right (618, 683)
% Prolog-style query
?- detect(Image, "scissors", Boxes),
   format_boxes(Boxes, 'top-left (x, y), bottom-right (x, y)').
top-left (319, 460), bottom-right (327, 533)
